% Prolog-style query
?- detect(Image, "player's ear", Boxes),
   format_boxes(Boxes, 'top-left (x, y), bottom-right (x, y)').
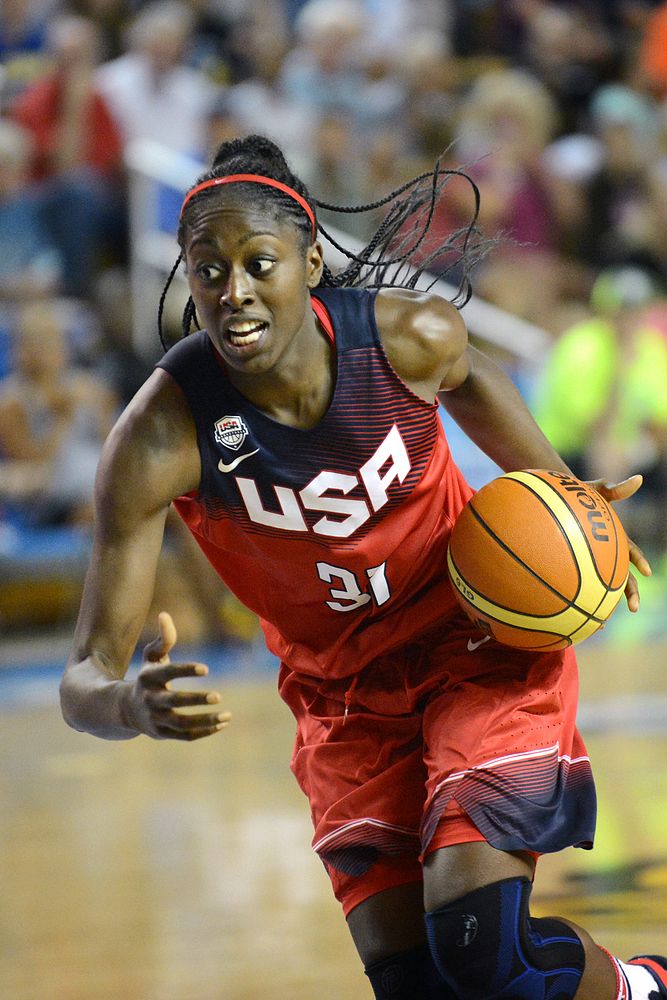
top-left (306, 240), bottom-right (324, 288)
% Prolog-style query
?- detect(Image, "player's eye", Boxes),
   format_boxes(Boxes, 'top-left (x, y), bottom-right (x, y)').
top-left (196, 263), bottom-right (224, 282)
top-left (248, 257), bottom-right (275, 276)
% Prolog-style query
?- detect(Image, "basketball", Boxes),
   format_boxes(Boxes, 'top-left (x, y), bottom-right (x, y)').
top-left (447, 469), bottom-right (630, 650)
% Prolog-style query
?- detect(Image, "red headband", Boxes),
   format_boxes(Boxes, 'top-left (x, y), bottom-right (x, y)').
top-left (179, 173), bottom-right (317, 239)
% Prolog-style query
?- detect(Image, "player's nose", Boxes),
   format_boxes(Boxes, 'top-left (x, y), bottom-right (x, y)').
top-left (220, 266), bottom-right (255, 308)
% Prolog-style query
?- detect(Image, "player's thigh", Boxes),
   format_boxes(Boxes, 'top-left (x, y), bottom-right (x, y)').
top-left (423, 841), bottom-right (535, 912)
top-left (346, 881), bottom-right (427, 966)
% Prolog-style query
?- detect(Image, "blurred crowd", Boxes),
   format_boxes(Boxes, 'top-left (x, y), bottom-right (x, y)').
top-left (1, 0), bottom-right (667, 638)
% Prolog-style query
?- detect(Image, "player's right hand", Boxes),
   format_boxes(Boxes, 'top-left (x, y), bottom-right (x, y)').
top-left (125, 611), bottom-right (231, 740)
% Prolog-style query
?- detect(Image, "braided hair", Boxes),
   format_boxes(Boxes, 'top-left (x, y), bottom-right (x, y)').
top-left (158, 134), bottom-right (488, 350)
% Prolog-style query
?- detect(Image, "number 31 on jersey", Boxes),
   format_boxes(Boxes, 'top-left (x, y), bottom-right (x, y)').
top-left (317, 561), bottom-right (391, 613)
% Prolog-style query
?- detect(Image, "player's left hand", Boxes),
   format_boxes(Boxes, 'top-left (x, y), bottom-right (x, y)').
top-left (587, 474), bottom-right (652, 613)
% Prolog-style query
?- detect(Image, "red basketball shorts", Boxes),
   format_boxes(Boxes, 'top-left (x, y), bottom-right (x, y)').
top-left (278, 614), bottom-right (596, 917)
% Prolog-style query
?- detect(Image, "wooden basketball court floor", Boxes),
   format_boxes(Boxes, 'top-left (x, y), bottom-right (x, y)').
top-left (2, 632), bottom-right (667, 1000)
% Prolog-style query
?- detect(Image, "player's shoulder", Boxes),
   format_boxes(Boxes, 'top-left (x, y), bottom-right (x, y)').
top-left (112, 367), bottom-right (191, 440)
top-left (99, 367), bottom-right (199, 509)
top-left (374, 287), bottom-right (467, 385)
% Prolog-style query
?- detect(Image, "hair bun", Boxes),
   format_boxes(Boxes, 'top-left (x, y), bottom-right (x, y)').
top-left (212, 134), bottom-right (288, 175)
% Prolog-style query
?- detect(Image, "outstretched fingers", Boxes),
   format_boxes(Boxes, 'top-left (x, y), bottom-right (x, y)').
top-left (624, 538), bottom-right (652, 614)
top-left (138, 659), bottom-right (210, 690)
top-left (628, 536), bottom-right (652, 579)
top-left (153, 710), bottom-right (231, 742)
top-left (133, 613), bottom-right (232, 740)
top-left (625, 571), bottom-right (640, 614)
top-left (136, 661), bottom-right (230, 739)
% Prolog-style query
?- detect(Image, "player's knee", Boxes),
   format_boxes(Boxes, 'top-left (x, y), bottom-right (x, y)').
top-left (424, 876), bottom-right (585, 1000)
top-left (364, 944), bottom-right (451, 999)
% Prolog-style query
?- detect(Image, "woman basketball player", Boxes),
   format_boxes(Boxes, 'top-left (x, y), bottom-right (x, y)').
top-left (60, 135), bottom-right (663, 1000)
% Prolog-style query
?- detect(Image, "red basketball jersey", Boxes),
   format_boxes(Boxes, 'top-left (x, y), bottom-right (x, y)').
top-left (157, 287), bottom-right (473, 679)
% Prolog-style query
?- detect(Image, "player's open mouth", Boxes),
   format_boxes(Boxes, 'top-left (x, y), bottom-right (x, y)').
top-left (226, 321), bottom-right (268, 347)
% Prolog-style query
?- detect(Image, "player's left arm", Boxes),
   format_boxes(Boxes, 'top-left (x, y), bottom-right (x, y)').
top-left (376, 286), bottom-right (586, 473)
top-left (376, 289), bottom-right (650, 607)
top-left (438, 332), bottom-right (573, 474)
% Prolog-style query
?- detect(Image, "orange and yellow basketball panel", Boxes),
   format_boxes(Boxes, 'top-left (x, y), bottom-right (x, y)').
top-left (447, 470), bottom-right (629, 650)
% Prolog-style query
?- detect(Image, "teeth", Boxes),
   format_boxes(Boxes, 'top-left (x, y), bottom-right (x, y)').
top-left (227, 321), bottom-right (266, 347)
top-left (230, 329), bottom-right (262, 346)
top-left (228, 321), bottom-right (264, 335)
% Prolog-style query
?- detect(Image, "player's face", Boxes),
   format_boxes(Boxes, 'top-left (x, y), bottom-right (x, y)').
top-left (183, 199), bottom-right (323, 376)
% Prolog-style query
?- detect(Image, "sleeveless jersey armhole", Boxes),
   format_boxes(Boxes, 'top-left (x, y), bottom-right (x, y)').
top-left (310, 294), bottom-right (336, 345)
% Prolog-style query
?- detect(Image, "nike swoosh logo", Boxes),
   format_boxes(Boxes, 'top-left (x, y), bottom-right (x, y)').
top-left (218, 449), bottom-right (259, 473)
top-left (467, 635), bottom-right (491, 652)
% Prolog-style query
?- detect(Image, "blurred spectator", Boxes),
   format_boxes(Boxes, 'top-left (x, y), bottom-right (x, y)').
top-left (390, 30), bottom-right (457, 164)
top-left (279, 0), bottom-right (401, 133)
top-left (533, 265), bottom-right (667, 551)
top-left (0, 118), bottom-right (61, 301)
top-left (538, 132), bottom-right (608, 324)
top-left (578, 82), bottom-right (662, 273)
top-left (204, 93), bottom-right (245, 165)
top-left (67, 0), bottom-right (141, 62)
top-left (331, 65), bottom-right (564, 321)
top-left (221, 20), bottom-right (314, 173)
top-left (89, 267), bottom-right (152, 406)
top-left (280, 0), bottom-right (365, 115)
top-left (188, 1), bottom-right (284, 86)
top-left (11, 15), bottom-right (123, 183)
top-left (361, 0), bottom-right (452, 60)
top-left (95, 0), bottom-right (218, 157)
top-left (10, 14), bottom-right (127, 298)
top-left (0, 299), bottom-right (118, 527)
top-left (509, 1), bottom-right (618, 132)
top-left (451, 0), bottom-right (517, 59)
top-left (455, 68), bottom-right (560, 247)
top-left (642, 155), bottom-right (667, 284)
top-left (446, 68), bottom-right (563, 328)
top-left (638, 0), bottom-right (667, 98)
top-left (0, 0), bottom-right (48, 58)
top-left (541, 132), bottom-right (604, 260)
top-left (302, 111), bottom-right (370, 237)
top-left (0, 0), bottom-right (51, 108)
top-left (357, 123), bottom-right (426, 233)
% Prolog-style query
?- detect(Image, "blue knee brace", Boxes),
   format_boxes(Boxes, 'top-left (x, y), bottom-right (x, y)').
top-left (424, 876), bottom-right (585, 1000)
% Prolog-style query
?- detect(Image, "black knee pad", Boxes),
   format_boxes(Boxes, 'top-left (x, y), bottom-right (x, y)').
top-left (364, 944), bottom-right (453, 999)
top-left (424, 876), bottom-right (585, 1000)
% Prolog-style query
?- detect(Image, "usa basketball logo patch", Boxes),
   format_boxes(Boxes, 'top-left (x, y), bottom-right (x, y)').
top-left (214, 415), bottom-right (248, 451)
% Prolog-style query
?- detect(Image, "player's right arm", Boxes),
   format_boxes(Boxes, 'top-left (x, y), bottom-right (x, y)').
top-left (59, 370), bottom-right (229, 741)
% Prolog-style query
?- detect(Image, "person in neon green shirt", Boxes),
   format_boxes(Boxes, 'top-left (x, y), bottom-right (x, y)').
top-left (536, 267), bottom-right (667, 471)
top-left (535, 266), bottom-right (667, 551)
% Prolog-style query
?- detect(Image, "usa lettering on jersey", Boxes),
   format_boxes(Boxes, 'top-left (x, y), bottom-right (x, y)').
top-left (234, 424), bottom-right (410, 538)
